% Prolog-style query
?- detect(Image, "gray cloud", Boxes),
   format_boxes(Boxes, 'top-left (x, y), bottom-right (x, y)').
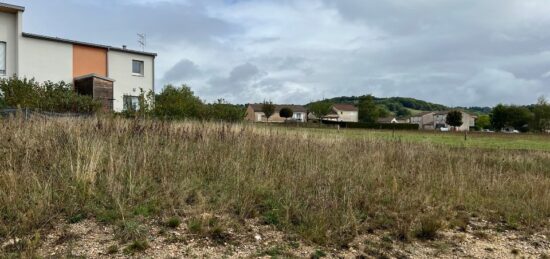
top-left (10, 0), bottom-right (550, 106)
top-left (162, 59), bottom-right (202, 84)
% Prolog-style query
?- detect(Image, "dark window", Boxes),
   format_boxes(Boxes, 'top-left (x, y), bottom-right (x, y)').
top-left (0, 42), bottom-right (6, 75)
top-left (132, 60), bottom-right (144, 76)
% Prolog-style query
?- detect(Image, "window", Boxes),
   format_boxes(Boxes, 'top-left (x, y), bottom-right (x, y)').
top-left (0, 42), bottom-right (6, 75)
top-left (123, 95), bottom-right (140, 111)
top-left (132, 60), bottom-right (144, 76)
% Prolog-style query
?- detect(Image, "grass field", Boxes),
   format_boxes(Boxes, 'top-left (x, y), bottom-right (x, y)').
top-left (267, 125), bottom-right (550, 151)
top-left (1, 117), bottom-right (549, 256)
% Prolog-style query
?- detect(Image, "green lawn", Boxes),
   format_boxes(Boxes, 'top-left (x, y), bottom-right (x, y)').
top-left (274, 126), bottom-right (550, 151)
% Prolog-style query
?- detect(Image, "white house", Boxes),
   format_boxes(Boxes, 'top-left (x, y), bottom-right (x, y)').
top-left (0, 2), bottom-right (156, 112)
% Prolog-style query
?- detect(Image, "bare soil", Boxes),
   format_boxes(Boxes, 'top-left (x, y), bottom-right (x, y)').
top-left (5, 217), bottom-right (548, 259)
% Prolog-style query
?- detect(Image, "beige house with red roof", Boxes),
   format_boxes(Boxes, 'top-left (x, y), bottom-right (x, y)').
top-left (319, 104), bottom-right (359, 122)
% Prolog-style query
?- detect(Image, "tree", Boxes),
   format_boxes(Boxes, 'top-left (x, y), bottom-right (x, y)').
top-left (153, 84), bottom-right (204, 120)
top-left (358, 95), bottom-right (380, 123)
top-left (309, 100), bottom-right (333, 124)
top-left (533, 96), bottom-right (550, 132)
top-left (446, 110), bottom-right (463, 131)
top-left (262, 100), bottom-right (276, 122)
top-left (491, 104), bottom-right (508, 131)
top-left (491, 104), bottom-right (533, 132)
top-left (205, 99), bottom-right (245, 122)
top-left (476, 115), bottom-right (491, 130)
top-left (279, 107), bottom-right (293, 121)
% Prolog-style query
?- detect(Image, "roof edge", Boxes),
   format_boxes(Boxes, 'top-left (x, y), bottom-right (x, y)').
top-left (74, 73), bottom-right (116, 82)
top-left (22, 32), bottom-right (157, 57)
top-left (0, 2), bottom-right (25, 12)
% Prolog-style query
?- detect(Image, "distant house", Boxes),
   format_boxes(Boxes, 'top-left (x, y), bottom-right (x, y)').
top-left (322, 104), bottom-right (359, 122)
top-left (245, 104), bottom-right (308, 123)
top-left (409, 111), bottom-right (436, 130)
top-left (410, 111), bottom-right (476, 131)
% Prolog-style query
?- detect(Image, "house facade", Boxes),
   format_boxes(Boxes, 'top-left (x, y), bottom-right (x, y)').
top-left (246, 104), bottom-right (308, 123)
top-left (324, 104), bottom-right (359, 122)
top-left (0, 3), bottom-right (156, 112)
top-left (409, 112), bottom-right (436, 130)
top-left (433, 111), bottom-right (476, 131)
top-left (410, 111), bottom-right (476, 131)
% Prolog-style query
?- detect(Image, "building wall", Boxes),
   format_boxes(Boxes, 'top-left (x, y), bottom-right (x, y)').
top-left (245, 105), bottom-right (257, 121)
top-left (0, 11), bottom-right (17, 78)
top-left (18, 37), bottom-right (73, 83)
top-left (108, 50), bottom-right (154, 112)
top-left (332, 109), bottom-right (358, 122)
top-left (73, 44), bottom-right (107, 77)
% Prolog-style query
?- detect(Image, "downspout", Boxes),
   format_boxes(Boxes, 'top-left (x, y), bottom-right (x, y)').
top-left (15, 10), bottom-right (24, 76)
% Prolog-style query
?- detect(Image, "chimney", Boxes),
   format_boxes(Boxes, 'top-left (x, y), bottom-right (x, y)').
top-left (122, 45), bottom-right (127, 50)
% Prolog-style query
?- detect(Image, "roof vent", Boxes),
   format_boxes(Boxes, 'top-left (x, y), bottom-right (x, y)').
top-left (122, 45), bottom-right (127, 50)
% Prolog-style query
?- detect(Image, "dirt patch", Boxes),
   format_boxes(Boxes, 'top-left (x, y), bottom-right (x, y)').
top-left (5, 218), bottom-right (549, 258)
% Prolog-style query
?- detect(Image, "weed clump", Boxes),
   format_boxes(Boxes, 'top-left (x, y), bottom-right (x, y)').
top-left (414, 216), bottom-right (442, 241)
top-left (164, 217), bottom-right (181, 229)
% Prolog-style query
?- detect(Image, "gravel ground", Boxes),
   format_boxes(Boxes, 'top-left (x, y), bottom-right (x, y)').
top-left (3, 217), bottom-right (549, 258)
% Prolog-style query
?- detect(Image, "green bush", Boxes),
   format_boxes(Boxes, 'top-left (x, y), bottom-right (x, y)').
top-left (153, 84), bottom-right (204, 120)
top-left (0, 76), bottom-right (102, 113)
top-left (204, 100), bottom-right (245, 122)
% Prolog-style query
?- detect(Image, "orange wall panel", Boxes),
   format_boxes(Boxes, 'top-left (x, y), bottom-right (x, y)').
top-left (73, 45), bottom-right (107, 78)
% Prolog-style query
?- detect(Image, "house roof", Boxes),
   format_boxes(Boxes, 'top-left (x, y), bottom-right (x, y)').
top-left (22, 33), bottom-right (157, 57)
top-left (332, 103), bottom-right (358, 112)
top-left (74, 73), bottom-right (116, 82)
top-left (0, 2), bottom-right (24, 13)
top-left (411, 111), bottom-right (435, 117)
top-left (248, 104), bottom-right (307, 113)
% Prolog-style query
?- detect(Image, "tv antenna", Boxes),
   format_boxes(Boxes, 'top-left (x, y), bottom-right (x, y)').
top-left (137, 33), bottom-right (146, 51)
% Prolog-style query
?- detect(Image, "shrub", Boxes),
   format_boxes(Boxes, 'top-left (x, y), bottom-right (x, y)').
top-left (153, 84), bottom-right (204, 120)
top-left (414, 216), bottom-right (442, 240)
top-left (164, 217), bottom-right (181, 229)
top-left (204, 99), bottom-right (245, 122)
top-left (0, 76), bottom-right (102, 113)
top-left (124, 240), bottom-right (149, 254)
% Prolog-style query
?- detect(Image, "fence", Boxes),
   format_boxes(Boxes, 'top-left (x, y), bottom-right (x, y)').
top-left (0, 108), bottom-right (93, 119)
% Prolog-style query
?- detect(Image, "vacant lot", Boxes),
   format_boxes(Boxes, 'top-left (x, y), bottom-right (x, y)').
top-left (0, 118), bottom-right (549, 257)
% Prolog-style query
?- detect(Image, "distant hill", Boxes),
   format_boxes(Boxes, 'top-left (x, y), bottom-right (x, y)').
top-left (308, 96), bottom-right (491, 117)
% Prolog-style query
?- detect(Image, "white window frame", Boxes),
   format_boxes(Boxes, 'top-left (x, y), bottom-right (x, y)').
top-left (132, 60), bottom-right (144, 76)
top-left (0, 41), bottom-right (6, 76)
top-left (123, 95), bottom-right (140, 111)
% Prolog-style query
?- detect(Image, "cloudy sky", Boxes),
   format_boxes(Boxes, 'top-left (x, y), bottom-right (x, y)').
top-left (10, 0), bottom-right (550, 106)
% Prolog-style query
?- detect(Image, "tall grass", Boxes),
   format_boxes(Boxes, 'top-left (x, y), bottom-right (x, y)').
top-left (0, 117), bottom-right (549, 248)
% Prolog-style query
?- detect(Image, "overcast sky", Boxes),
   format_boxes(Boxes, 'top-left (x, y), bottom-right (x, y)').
top-left (10, 0), bottom-right (550, 106)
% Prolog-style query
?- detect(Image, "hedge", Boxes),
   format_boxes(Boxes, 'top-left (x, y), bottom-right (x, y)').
top-left (321, 120), bottom-right (419, 130)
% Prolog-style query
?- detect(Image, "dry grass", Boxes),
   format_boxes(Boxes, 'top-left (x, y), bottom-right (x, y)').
top-left (0, 117), bottom-right (549, 253)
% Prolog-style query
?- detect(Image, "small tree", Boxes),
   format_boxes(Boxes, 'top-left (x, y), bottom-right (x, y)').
top-left (309, 101), bottom-right (333, 125)
top-left (358, 95), bottom-right (379, 123)
top-left (476, 115), bottom-right (491, 130)
top-left (279, 107), bottom-right (293, 121)
top-left (533, 96), bottom-right (550, 132)
top-left (262, 100), bottom-right (275, 122)
top-left (153, 84), bottom-right (204, 120)
top-left (446, 110), bottom-right (463, 131)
